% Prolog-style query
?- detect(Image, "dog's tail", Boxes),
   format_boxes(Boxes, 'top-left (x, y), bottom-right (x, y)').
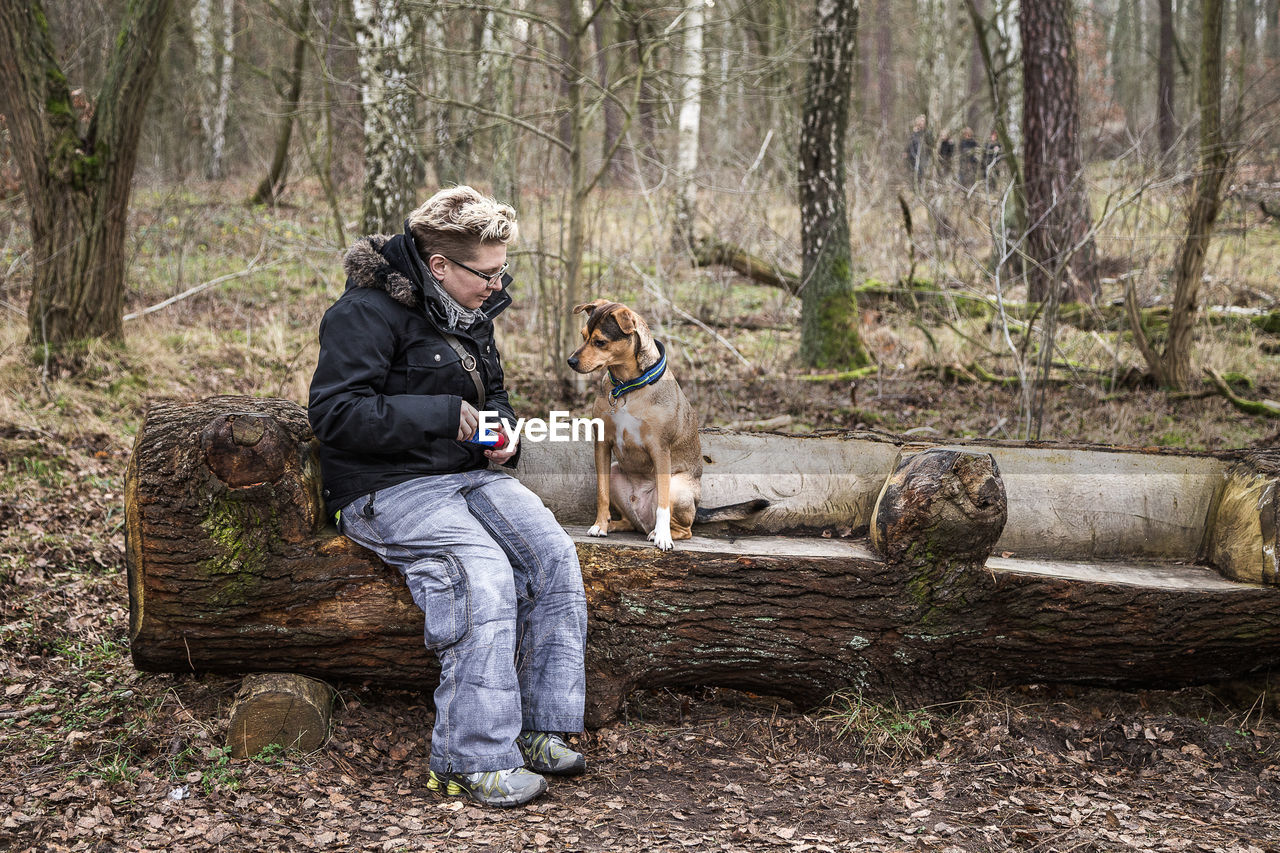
top-left (694, 498), bottom-right (771, 524)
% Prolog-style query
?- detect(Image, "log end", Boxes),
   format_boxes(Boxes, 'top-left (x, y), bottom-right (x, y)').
top-left (870, 448), bottom-right (1007, 568)
top-left (226, 673), bottom-right (335, 759)
top-left (1205, 458), bottom-right (1279, 586)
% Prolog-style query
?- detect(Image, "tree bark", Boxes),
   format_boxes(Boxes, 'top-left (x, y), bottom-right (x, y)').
top-left (962, 0), bottom-right (1026, 248)
top-left (1268, 0), bottom-right (1280, 60)
top-left (486, 1), bottom-right (524, 206)
top-left (557, 0), bottom-right (591, 375)
top-left (1157, 0), bottom-right (1232, 391)
top-left (0, 0), bottom-right (173, 362)
top-left (964, 0), bottom-right (986, 131)
top-left (1020, 0), bottom-right (1099, 304)
top-left (876, 0), bottom-right (894, 136)
top-left (249, 0), bottom-right (311, 206)
top-left (127, 398), bottom-right (1280, 725)
top-left (354, 0), bottom-right (419, 235)
top-left (671, 0), bottom-right (705, 251)
top-left (592, 6), bottom-right (625, 185)
top-left (1157, 0), bottom-right (1177, 170)
top-left (192, 0), bottom-right (235, 181)
top-left (798, 0), bottom-right (870, 369)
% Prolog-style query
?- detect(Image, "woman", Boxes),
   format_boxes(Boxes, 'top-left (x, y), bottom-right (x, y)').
top-left (308, 186), bottom-right (587, 808)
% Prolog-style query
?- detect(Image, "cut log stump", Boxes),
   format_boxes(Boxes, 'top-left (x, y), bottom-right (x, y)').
top-left (227, 673), bottom-right (335, 759)
top-left (125, 396), bottom-right (1280, 725)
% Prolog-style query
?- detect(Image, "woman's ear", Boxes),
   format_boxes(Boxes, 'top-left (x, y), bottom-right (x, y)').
top-left (426, 252), bottom-right (448, 280)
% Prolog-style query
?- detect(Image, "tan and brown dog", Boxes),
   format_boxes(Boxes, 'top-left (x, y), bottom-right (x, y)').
top-left (568, 299), bottom-right (766, 550)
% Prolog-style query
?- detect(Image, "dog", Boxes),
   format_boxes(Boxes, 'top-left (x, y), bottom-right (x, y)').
top-left (567, 299), bottom-right (766, 550)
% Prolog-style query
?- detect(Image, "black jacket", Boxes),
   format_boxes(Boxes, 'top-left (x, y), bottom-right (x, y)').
top-left (308, 231), bottom-right (519, 517)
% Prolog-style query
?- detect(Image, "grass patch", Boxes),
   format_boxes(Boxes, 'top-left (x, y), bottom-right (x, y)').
top-left (821, 691), bottom-right (940, 763)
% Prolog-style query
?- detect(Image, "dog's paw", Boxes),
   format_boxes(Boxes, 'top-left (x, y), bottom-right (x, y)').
top-left (647, 529), bottom-right (675, 551)
top-left (587, 524), bottom-right (609, 537)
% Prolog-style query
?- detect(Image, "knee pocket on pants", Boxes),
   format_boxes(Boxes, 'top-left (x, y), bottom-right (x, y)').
top-left (402, 553), bottom-right (472, 649)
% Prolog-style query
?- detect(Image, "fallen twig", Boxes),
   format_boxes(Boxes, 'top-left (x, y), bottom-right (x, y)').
top-left (0, 703), bottom-right (57, 720)
top-left (1205, 368), bottom-right (1280, 417)
top-left (722, 415), bottom-right (793, 431)
top-left (124, 244), bottom-right (279, 321)
top-left (796, 365), bottom-right (879, 382)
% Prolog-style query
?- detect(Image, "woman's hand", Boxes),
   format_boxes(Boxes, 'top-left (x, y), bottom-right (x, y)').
top-left (457, 400), bottom-right (480, 441)
top-left (485, 421), bottom-right (519, 464)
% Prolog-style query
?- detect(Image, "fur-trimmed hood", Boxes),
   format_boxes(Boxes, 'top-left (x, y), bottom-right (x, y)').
top-left (342, 233), bottom-right (423, 308)
top-left (341, 232), bottom-right (511, 324)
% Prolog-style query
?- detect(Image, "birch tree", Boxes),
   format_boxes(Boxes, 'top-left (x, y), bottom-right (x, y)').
top-left (353, 0), bottom-right (419, 235)
top-left (799, 0), bottom-right (870, 369)
top-left (191, 0), bottom-right (236, 180)
top-left (672, 0), bottom-right (706, 250)
top-left (0, 0), bottom-right (173, 362)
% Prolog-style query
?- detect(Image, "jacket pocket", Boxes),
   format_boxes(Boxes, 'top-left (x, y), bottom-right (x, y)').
top-left (401, 553), bottom-right (472, 649)
top-left (403, 342), bottom-right (468, 397)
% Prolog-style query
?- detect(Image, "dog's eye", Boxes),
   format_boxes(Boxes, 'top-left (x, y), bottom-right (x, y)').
top-left (593, 339), bottom-right (607, 348)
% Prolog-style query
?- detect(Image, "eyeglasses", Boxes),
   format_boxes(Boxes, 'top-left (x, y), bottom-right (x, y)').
top-left (439, 255), bottom-right (510, 288)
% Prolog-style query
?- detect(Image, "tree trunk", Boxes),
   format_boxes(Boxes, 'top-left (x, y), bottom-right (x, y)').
top-left (557, 0), bottom-right (591, 375)
top-left (962, 0), bottom-right (1026, 245)
top-left (488, 1), bottom-right (525, 206)
top-left (671, 0), bottom-right (705, 251)
top-left (354, 0), bottom-right (419, 235)
top-left (1020, 0), bottom-right (1099, 304)
top-left (1154, 0), bottom-right (1232, 392)
top-left (592, 6), bottom-right (625, 186)
top-left (0, 0), bottom-right (173, 363)
top-left (1268, 0), bottom-right (1280, 60)
top-left (126, 398), bottom-right (1280, 726)
top-left (798, 0), bottom-right (870, 369)
top-left (876, 0), bottom-right (894, 136)
top-left (965, 0), bottom-right (986, 131)
top-left (249, 0), bottom-right (311, 206)
top-left (1157, 0), bottom-right (1177, 169)
top-left (191, 0), bottom-right (235, 181)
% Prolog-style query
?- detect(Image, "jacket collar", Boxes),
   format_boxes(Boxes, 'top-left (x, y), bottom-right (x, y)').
top-left (341, 232), bottom-right (512, 329)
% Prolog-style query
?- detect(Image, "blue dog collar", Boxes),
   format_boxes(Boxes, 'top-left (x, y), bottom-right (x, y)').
top-left (608, 340), bottom-right (667, 400)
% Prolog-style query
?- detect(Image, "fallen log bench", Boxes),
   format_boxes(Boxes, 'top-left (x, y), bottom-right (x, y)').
top-left (125, 396), bottom-right (1280, 729)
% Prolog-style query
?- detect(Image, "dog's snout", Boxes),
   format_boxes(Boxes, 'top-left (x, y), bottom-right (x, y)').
top-left (567, 356), bottom-right (579, 369)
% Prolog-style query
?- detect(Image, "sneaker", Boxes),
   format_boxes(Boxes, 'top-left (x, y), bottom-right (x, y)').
top-left (516, 731), bottom-right (587, 776)
top-left (426, 767), bottom-right (547, 808)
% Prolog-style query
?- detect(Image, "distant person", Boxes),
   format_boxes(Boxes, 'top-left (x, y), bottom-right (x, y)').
top-left (904, 114), bottom-right (933, 184)
top-left (983, 131), bottom-right (1003, 188)
top-left (937, 133), bottom-right (955, 178)
top-left (958, 127), bottom-right (979, 187)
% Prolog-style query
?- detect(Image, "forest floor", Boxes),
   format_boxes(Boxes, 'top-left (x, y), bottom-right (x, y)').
top-left (2, 183), bottom-right (1280, 851)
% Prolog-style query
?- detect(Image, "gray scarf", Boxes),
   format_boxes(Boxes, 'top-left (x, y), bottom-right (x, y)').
top-left (430, 278), bottom-right (484, 329)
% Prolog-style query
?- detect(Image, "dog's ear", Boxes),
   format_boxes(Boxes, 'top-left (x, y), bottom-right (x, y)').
top-left (573, 299), bottom-right (610, 316)
top-left (612, 307), bottom-right (637, 335)
top-left (616, 307), bottom-right (655, 357)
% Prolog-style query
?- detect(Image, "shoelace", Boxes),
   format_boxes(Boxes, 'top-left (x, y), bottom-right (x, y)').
top-left (465, 768), bottom-right (528, 796)
top-left (521, 732), bottom-right (571, 762)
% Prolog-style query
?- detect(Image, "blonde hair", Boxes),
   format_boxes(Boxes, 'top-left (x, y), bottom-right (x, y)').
top-left (407, 186), bottom-right (518, 263)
